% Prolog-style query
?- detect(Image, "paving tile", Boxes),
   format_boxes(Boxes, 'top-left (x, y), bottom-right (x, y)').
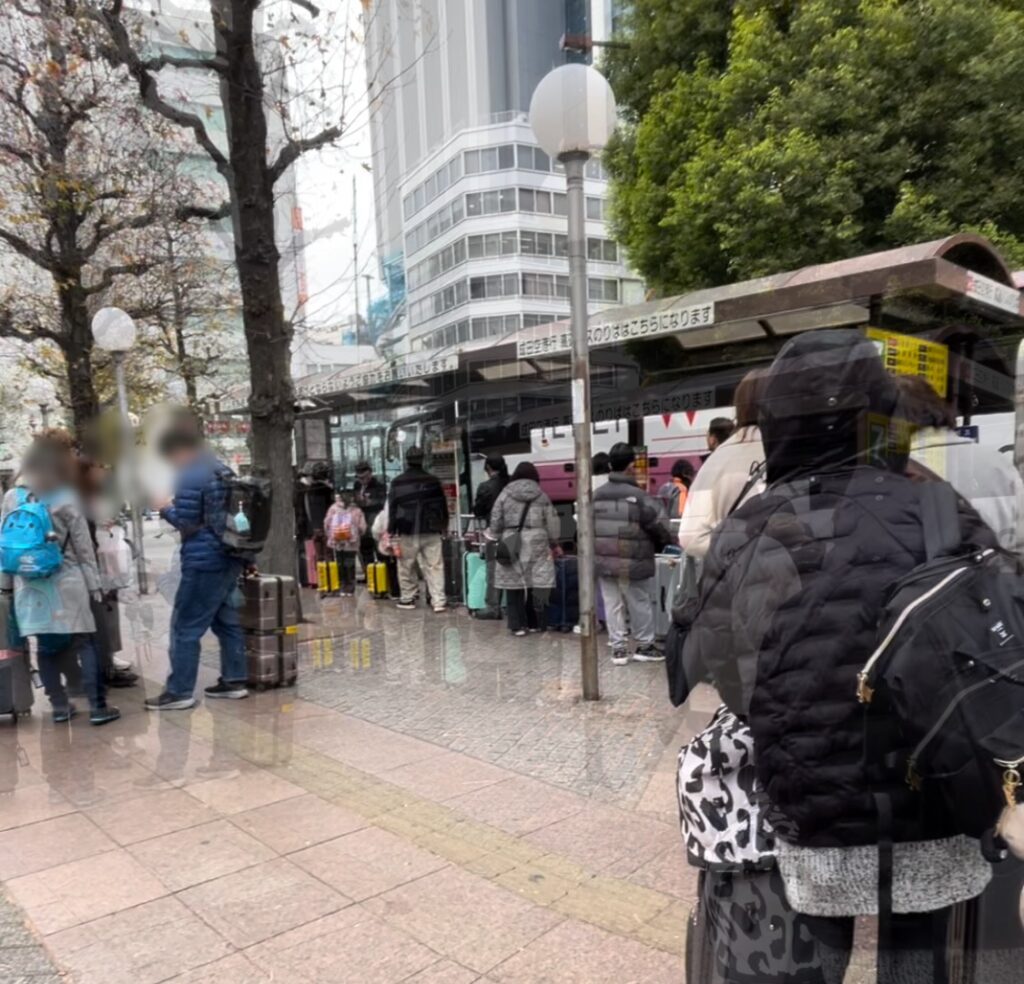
top-left (246, 906), bottom-right (439, 983)
top-left (445, 776), bottom-right (585, 836)
top-left (178, 857), bottom-right (347, 948)
top-left (487, 918), bottom-right (681, 983)
top-left (0, 785), bottom-right (75, 832)
top-left (290, 827), bottom-right (448, 901)
top-left (622, 846), bottom-right (698, 902)
top-left (0, 944), bottom-right (59, 976)
top-left (363, 865), bottom-right (563, 974)
top-left (380, 750), bottom-right (511, 801)
top-left (0, 812), bottom-right (117, 880)
top-left (6, 849), bottom-right (169, 935)
top-left (45, 896), bottom-right (233, 984)
top-left (294, 714), bottom-right (446, 774)
top-left (400, 958), bottom-right (480, 983)
top-left (524, 806), bottom-right (676, 874)
top-left (85, 787), bottom-right (219, 846)
top-left (127, 819), bottom-right (275, 892)
top-left (230, 792), bottom-right (366, 854)
top-left (184, 769), bottom-right (305, 815)
top-left (167, 952), bottom-right (270, 982)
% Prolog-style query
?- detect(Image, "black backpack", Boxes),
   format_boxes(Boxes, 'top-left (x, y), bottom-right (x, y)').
top-left (857, 482), bottom-right (1024, 842)
top-left (215, 468), bottom-right (273, 559)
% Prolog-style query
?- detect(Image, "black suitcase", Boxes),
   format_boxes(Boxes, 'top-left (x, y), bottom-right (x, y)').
top-left (954, 857), bottom-right (1024, 983)
top-left (546, 556), bottom-right (579, 631)
top-left (0, 595), bottom-right (33, 722)
top-left (443, 537), bottom-right (464, 606)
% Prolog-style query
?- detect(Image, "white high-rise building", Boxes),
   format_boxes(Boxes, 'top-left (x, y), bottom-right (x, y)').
top-left (364, 0), bottom-right (642, 357)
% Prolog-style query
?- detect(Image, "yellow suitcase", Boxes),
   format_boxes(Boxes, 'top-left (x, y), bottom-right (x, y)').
top-left (367, 561), bottom-right (389, 599)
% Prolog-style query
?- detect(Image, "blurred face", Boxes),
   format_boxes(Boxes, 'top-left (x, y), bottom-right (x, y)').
top-left (356, 469), bottom-right (371, 484)
top-left (707, 433), bottom-right (718, 452)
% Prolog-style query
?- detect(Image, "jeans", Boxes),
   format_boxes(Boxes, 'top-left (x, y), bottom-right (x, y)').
top-left (36, 633), bottom-right (105, 711)
top-left (167, 564), bottom-right (245, 698)
top-left (506, 589), bottom-right (549, 633)
top-left (396, 534), bottom-right (446, 608)
top-left (599, 575), bottom-right (655, 648)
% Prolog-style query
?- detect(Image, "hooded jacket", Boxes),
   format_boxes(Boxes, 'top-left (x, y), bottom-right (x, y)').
top-left (593, 473), bottom-right (672, 581)
top-left (683, 330), bottom-right (994, 848)
top-left (472, 472), bottom-right (509, 522)
top-left (488, 478), bottom-right (559, 590)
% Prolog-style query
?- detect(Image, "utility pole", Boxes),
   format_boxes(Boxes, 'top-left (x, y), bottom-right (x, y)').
top-left (352, 173), bottom-right (361, 348)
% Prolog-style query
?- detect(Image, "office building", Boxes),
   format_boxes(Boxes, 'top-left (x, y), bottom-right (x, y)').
top-left (364, 0), bottom-right (641, 357)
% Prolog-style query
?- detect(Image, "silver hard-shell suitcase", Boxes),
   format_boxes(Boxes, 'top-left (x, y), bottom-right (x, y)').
top-left (239, 575), bottom-right (298, 631)
top-left (654, 554), bottom-right (684, 639)
top-left (245, 629), bottom-right (298, 690)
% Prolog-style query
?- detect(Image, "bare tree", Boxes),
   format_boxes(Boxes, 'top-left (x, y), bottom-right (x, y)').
top-left (93, 0), bottom-right (372, 572)
top-left (0, 0), bottom-right (207, 434)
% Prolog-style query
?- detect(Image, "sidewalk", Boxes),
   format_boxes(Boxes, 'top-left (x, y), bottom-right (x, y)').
top-left (1, 573), bottom-right (875, 983)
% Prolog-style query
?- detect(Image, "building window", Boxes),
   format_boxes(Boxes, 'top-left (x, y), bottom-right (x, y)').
top-left (585, 196), bottom-right (605, 221)
top-left (521, 273), bottom-right (571, 299)
top-left (587, 238), bottom-right (618, 262)
top-left (587, 278), bottom-right (620, 302)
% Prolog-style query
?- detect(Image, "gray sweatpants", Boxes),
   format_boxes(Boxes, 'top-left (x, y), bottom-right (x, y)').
top-left (598, 575), bottom-right (655, 648)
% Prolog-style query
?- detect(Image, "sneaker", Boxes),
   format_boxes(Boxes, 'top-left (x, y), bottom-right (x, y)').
top-left (611, 649), bottom-right (630, 666)
top-left (107, 668), bottom-right (138, 688)
top-left (433, 606), bottom-right (447, 614)
top-left (144, 692), bottom-right (196, 711)
top-left (112, 655), bottom-right (133, 671)
top-left (396, 600), bottom-right (417, 610)
top-left (90, 706), bottom-right (121, 726)
top-left (513, 629), bottom-right (527, 637)
top-left (204, 680), bottom-right (249, 700)
top-left (52, 704), bottom-right (78, 724)
top-left (633, 645), bottom-right (665, 663)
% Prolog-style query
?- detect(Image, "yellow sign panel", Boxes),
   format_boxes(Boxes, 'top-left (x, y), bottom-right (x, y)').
top-left (866, 328), bottom-right (948, 398)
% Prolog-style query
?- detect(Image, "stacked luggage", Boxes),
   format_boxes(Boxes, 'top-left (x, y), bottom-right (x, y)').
top-left (238, 574), bottom-right (299, 690)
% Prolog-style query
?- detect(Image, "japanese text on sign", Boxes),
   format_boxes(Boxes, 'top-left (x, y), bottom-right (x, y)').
top-left (866, 328), bottom-right (948, 398)
top-left (516, 302), bottom-right (715, 359)
top-left (964, 272), bottom-right (1021, 316)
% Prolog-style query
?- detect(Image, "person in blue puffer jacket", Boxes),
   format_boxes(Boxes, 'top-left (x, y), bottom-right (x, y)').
top-left (145, 419), bottom-right (247, 710)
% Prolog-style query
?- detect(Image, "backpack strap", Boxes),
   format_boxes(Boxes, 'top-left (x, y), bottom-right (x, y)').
top-left (918, 481), bottom-right (962, 561)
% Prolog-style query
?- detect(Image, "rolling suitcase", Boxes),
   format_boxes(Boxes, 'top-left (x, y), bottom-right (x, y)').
top-left (654, 554), bottom-right (683, 639)
top-left (304, 539), bottom-right (319, 587)
top-left (547, 556), bottom-right (580, 632)
top-left (245, 628), bottom-right (299, 690)
top-left (0, 595), bottom-right (33, 722)
top-left (464, 549), bottom-right (488, 611)
top-left (239, 575), bottom-right (298, 631)
top-left (316, 559), bottom-right (340, 595)
top-left (367, 561), bottom-right (390, 599)
top-left (443, 537), bottom-right (464, 605)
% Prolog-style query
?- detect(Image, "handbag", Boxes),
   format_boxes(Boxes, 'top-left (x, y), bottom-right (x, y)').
top-left (495, 498), bottom-right (534, 566)
top-left (677, 704), bottom-right (776, 872)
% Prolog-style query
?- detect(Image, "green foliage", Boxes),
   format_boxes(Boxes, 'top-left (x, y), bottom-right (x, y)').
top-left (604, 0), bottom-right (1024, 295)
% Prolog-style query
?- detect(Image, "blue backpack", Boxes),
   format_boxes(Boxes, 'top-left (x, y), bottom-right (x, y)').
top-left (0, 488), bottom-right (63, 579)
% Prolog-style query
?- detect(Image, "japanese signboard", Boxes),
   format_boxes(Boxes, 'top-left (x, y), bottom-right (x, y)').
top-left (866, 328), bottom-right (949, 398)
top-left (516, 301), bottom-right (716, 360)
top-left (964, 272), bottom-right (1021, 316)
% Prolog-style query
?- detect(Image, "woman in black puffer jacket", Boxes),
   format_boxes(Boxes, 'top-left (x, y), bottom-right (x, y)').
top-left (684, 330), bottom-right (996, 982)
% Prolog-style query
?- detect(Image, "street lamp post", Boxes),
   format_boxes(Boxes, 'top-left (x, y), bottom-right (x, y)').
top-left (92, 307), bottom-right (148, 594)
top-left (530, 64), bottom-right (618, 702)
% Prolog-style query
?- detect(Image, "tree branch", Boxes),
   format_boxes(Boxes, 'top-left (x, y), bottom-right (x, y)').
top-left (95, 4), bottom-right (231, 179)
top-left (0, 228), bottom-right (52, 270)
top-left (141, 53), bottom-right (228, 74)
top-left (176, 200), bottom-right (231, 222)
top-left (288, 0), bottom-right (321, 16)
top-left (84, 208), bottom-right (157, 257)
top-left (84, 260), bottom-right (156, 296)
top-left (269, 124), bottom-right (343, 185)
